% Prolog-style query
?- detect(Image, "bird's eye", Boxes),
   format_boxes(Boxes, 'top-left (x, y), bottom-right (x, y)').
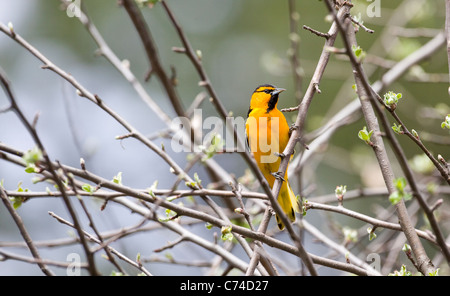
top-left (264, 89), bottom-right (271, 94)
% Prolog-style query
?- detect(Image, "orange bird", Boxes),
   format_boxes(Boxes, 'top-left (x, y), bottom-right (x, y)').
top-left (245, 84), bottom-right (299, 230)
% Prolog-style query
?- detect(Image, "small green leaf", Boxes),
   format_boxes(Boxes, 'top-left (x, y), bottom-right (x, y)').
top-left (441, 114), bottom-right (450, 129)
top-left (402, 243), bottom-right (411, 253)
top-left (22, 147), bottom-right (42, 165)
top-left (166, 195), bottom-right (176, 202)
top-left (112, 172), bottom-right (122, 185)
top-left (358, 131), bottom-right (366, 141)
top-left (185, 181), bottom-right (197, 190)
top-left (205, 222), bottom-right (213, 229)
top-left (24, 164), bottom-right (37, 173)
top-left (367, 227), bottom-right (377, 241)
top-left (148, 180), bottom-right (158, 198)
top-left (158, 217), bottom-right (170, 223)
top-left (10, 196), bottom-right (23, 209)
top-left (201, 133), bottom-right (224, 161)
top-left (185, 173), bottom-right (202, 190)
top-left (301, 199), bottom-right (308, 216)
top-left (383, 91), bottom-right (402, 110)
top-left (82, 184), bottom-right (95, 194)
top-left (352, 45), bottom-right (366, 61)
top-left (389, 177), bottom-right (411, 205)
top-left (221, 225), bottom-right (233, 241)
top-left (15, 181), bottom-right (29, 202)
top-left (392, 123), bottom-right (403, 134)
top-left (136, 252), bottom-right (141, 264)
top-left (389, 191), bottom-right (402, 205)
top-left (222, 232), bottom-right (233, 241)
top-left (164, 252), bottom-right (174, 261)
top-left (159, 208), bottom-right (178, 222)
top-left (194, 173), bottom-right (202, 187)
top-left (393, 177), bottom-right (407, 192)
top-left (358, 126), bottom-right (373, 144)
top-left (335, 185), bottom-right (346, 201)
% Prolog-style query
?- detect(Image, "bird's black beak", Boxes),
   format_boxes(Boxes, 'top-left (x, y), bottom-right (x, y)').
top-left (272, 88), bottom-right (286, 95)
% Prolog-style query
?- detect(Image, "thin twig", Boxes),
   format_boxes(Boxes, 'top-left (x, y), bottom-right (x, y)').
top-left (445, 0), bottom-right (450, 93)
top-left (303, 25), bottom-right (330, 39)
top-left (0, 66), bottom-right (99, 276)
top-left (288, 0), bottom-right (304, 102)
top-left (304, 201), bottom-right (444, 247)
top-left (347, 13), bottom-right (374, 34)
top-left (121, 0), bottom-right (185, 117)
top-left (0, 187), bottom-right (55, 276)
top-left (0, 249), bottom-right (86, 269)
top-left (48, 211), bottom-right (153, 276)
top-left (323, 0), bottom-right (436, 275)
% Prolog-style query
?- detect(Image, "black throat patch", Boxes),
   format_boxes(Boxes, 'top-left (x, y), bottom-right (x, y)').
top-left (266, 93), bottom-right (279, 113)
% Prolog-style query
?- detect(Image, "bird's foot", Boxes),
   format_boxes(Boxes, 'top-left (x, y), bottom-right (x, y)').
top-left (288, 124), bottom-right (298, 137)
top-left (273, 152), bottom-right (285, 159)
top-left (271, 171), bottom-right (286, 182)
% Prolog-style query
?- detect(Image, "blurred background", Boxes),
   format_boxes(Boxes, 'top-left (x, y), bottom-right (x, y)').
top-left (0, 0), bottom-right (448, 275)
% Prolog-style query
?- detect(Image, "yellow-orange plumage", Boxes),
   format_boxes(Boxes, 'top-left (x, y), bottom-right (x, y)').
top-left (245, 84), bottom-right (299, 230)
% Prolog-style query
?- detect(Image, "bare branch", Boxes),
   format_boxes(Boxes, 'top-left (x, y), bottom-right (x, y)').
top-left (323, 0), bottom-right (436, 275)
top-left (0, 187), bottom-right (54, 276)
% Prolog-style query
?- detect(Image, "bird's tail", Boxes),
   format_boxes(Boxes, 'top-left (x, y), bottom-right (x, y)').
top-left (276, 180), bottom-right (300, 230)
